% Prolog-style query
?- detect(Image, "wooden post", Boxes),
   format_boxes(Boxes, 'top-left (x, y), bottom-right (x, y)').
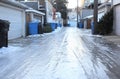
top-left (93, 0), bottom-right (98, 34)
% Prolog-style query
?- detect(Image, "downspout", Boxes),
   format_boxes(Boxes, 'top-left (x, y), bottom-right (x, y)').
top-left (22, 10), bottom-right (26, 37)
top-left (44, 0), bottom-right (48, 25)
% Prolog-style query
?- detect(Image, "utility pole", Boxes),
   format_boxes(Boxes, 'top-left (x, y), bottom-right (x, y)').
top-left (93, 0), bottom-right (98, 34)
top-left (77, 0), bottom-right (79, 27)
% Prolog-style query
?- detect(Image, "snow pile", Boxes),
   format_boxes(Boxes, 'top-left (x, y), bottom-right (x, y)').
top-left (28, 27), bottom-right (62, 38)
top-left (117, 45), bottom-right (120, 47)
top-left (0, 46), bottom-right (22, 58)
top-left (52, 27), bottom-right (62, 33)
top-left (28, 34), bottom-right (42, 38)
top-left (0, 46), bottom-right (20, 53)
top-left (79, 29), bottom-right (102, 37)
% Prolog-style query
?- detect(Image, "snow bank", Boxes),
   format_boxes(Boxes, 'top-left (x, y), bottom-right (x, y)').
top-left (79, 29), bottom-right (102, 37)
top-left (0, 27), bottom-right (62, 57)
top-left (0, 46), bottom-right (21, 53)
top-left (0, 46), bottom-right (22, 58)
top-left (28, 27), bottom-right (62, 38)
top-left (52, 27), bottom-right (62, 33)
top-left (117, 45), bottom-right (120, 47)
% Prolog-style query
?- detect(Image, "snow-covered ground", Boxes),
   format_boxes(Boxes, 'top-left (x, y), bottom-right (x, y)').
top-left (0, 27), bottom-right (120, 79)
top-left (0, 27), bottom-right (62, 53)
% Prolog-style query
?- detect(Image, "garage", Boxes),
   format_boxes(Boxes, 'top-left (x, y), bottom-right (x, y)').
top-left (0, 1), bottom-right (27, 40)
top-left (114, 5), bottom-right (120, 35)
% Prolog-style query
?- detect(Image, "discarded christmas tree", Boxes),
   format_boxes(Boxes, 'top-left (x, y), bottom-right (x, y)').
top-left (96, 8), bottom-right (113, 35)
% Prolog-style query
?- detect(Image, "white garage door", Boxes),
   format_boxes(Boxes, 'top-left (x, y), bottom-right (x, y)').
top-left (115, 5), bottom-right (120, 35)
top-left (0, 5), bottom-right (23, 40)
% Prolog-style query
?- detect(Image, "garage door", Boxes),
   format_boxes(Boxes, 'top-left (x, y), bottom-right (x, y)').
top-left (0, 5), bottom-right (23, 40)
top-left (115, 5), bottom-right (120, 35)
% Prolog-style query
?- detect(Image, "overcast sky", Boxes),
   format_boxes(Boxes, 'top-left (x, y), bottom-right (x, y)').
top-left (67, 0), bottom-right (77, 8)
top-left (68, 0), bottom-right (85, 8)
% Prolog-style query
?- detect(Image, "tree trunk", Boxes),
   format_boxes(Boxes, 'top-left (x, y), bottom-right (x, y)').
top-left (63, 19), bottom-right (68, 26)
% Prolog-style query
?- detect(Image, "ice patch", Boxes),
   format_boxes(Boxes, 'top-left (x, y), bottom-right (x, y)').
top-left (79, 29), bottom-right (102, 38)
top-left (117, 44), bottom-right (120, 47)
top-left (52, 27), bottom-right (62, 33)
top-left (27, 34), bottom-right (42, 38)
top-left (0, 46), bottom-right (23, 57)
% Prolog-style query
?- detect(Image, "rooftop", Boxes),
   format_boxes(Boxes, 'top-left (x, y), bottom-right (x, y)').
top-left (0, 0), bottom-right (28, 9)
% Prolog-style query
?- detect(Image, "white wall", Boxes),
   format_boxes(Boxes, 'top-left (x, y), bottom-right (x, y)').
top-left (114, 5), bottom-right (120, 35)
top-left (0, 3), bottom-right (26, 40)
top-left (68, 10), bottom-right (77, 27)
top-left (45, 0), bottom-right (56, 23)
top-left (113, 0), bottom-right (120, 35)
top-left (113, 0), bottom-right (120, 5)
top-left (101, 0), bottom-right (111, 3)
top-left (68, 10), bottom-right (77, 21)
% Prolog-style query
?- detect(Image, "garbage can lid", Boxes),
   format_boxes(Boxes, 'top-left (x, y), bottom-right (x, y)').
top-left (0, 19), bottom-right (10, 24)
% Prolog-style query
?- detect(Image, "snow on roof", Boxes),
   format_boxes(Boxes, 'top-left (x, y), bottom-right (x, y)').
top-left (98, 2), bottom-right (111, 9)
top-left (0, 0), bottom-right (29, 9)
top-left (83, 15), bottom-right (93, 19)
top-left (26, 9), bottom-right (45, 15)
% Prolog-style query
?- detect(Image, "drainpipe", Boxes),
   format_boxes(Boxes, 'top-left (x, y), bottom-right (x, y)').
top-left (45, 0), bottom-right (48, 25)
top-left (77, 0), bottom-right (79, 27)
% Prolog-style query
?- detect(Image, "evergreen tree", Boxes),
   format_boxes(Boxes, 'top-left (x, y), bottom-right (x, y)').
top-left (96, 8), bottom-right (113, 35)
top-left (53, 0), bottom-right (68, 19)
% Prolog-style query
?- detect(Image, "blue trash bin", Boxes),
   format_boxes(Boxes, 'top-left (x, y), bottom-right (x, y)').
top-left (79, 22), bottom-right (83, 28)
top-left (59, 24), bottom-right (62, 27)
top-left (55, 23), bottom-right (57, 29)
top-left (58, 23), bottom-right (62, 27)
top-left (28, 22), bottom-right (39, 35)
top-left (50, 23), bottom-right (56, 31)
top-left (91, 22), bottom-right (94, 34)
top-left (57, 23), bottom-right (61, 27)
top-left (68, 24), bottom-right (70, 26)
